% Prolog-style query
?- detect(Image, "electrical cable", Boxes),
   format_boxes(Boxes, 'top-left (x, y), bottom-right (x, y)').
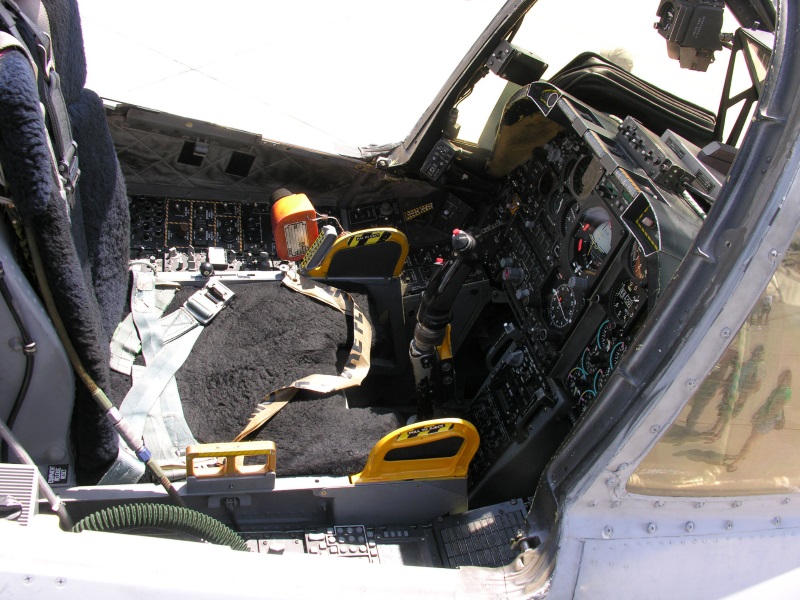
top-left (0, 260), bottom-right (35, 463)
top-left (23, 225), bottom-right (187, 509)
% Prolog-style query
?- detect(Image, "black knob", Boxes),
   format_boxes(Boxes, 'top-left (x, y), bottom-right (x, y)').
top-left (502, 267), bottom-right (525, 284)
top-left (199, 262), bottom-right (214, 277)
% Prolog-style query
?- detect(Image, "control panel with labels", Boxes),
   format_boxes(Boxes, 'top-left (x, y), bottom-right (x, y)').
top-left (460, 92), bottom-right (703, 501)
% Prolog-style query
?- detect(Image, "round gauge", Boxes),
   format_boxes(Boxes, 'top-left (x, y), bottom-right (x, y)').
top-left (547, 283), bottom-right (578, 330)
top-left (581, 347), bottom-right (601, 376)
top-left (561, 201), bottom-right (579, 237)
top-left (571, 207), bottom-right (614, 275)
top-left (609, 341), bottom-right (627, 369)
top-left (538, 170), bottom-right (557, 198)
top-left (610, 279), bottom-right (646, 326)
top-left (596, 319), bottom-right (615, 353)
top-left (578, 388), bottom-right (596, 409)
top-left (571, 155), bottom-right (604, 200)
top-left (629, 242), bottom-right (648, 281)
top-left (566, 367), bottom-right (587, 398)
top-left (593, 369), bottom-right (610, 394)
top-left (549, 191), bottom-right (568, 216)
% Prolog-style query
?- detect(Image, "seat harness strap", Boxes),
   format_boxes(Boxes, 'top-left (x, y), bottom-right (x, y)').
top-left (102, 268), bottom-right (234, 484)
top-left (233, 269), bottom-right (372, 442)
top-left (0, 0), bottom-right (80, 205)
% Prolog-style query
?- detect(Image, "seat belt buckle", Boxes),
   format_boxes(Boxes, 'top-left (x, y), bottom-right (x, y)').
top-left (58, 139), bottom-right (80, 195)
top-left (184, 279), bottom-right (235, 325)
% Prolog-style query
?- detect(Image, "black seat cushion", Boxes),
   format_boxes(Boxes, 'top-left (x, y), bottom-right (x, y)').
top-left (111, 282), bottom-right (404, 477)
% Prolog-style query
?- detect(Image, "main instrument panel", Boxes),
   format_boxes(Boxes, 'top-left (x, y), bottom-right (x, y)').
top-left (462, 86), bottom-right (703, 497)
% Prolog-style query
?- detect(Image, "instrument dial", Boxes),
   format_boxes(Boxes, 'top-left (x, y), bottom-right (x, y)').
top-left (547, 283), bottom-right (578, 330)
top-left (610, 279), bottom-right (646, 326)
top-left (571, 207), bottom-right (613, 276)
top-left (566, 367), bottom-right (587, 398)
top-left (561, 201), bottom-right (579, 236)
top-left (596, 319), bottom-right (615, 352)
top-left (629, 242), bottom-right (648, 281)
top-left (550, 191), bottom-right (568, 216)
top-left (581, 347), bottom-right (602, 376)
top-left (609, 341), bottom-right (627, 369)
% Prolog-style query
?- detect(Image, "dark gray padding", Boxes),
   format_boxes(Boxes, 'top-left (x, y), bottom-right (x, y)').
top-left (0, 1), bottom-right (130, 482)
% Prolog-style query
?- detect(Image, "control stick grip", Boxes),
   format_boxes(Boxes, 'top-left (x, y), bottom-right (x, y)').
top-left (413, 229), bottom-right (482, 352)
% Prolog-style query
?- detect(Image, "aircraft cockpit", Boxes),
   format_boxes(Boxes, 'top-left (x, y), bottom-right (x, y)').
top-left (1, 0), bottom-right (797, 597)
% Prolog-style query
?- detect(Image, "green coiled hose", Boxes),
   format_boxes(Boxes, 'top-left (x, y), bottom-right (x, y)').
top-left (72, 503), bottom-right (250, 552)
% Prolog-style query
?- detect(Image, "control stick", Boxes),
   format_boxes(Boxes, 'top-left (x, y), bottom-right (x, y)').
top-left (410, 229), bottom-right (483, 420)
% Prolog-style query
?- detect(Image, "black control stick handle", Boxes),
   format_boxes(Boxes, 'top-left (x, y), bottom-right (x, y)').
top-left (412, 229), bottom-right (483, 354)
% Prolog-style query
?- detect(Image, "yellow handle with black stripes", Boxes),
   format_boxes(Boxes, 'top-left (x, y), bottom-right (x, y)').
top-left (350, 419), bottom-right (479, 484)
top-left (305, 227), bottom-right (409, 278)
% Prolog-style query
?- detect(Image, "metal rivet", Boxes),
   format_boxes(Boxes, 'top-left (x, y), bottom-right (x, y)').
top-left (773, 517), bottom-right (782, 526)
top-left (603, 526), bottom-right (613, 538)
top-left (686, 379), bottom-right (696, 388)
top-left (655, 501), bottom-right (665, 508)
top-left (685, 522), bottom-right (695, 532)
top-left (721, 327), bottom-right (731, 338)
top-left (770, 249), bottom-right (778, 259)
top-left (647, 523), bottom-right (657, 534)
top-left (724, 520), bottom-right (733, 530)
top-left (649, 425), bottom-right (660, 434)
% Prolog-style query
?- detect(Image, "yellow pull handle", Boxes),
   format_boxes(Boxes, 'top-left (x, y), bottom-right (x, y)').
top-left (350, 419), bottom-right (479, 484)
top-left (186, 441), bottom-right (276, 479)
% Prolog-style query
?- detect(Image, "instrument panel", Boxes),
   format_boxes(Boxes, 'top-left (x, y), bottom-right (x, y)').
top-left (483, 129), bottom-right (649, 385)
top-left (465, 88), bottom-right (708, 496)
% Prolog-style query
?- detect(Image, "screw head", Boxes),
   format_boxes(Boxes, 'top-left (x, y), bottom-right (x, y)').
top-left (685, 522), bottom-right (695, 532)
top-left (724, 520), bottom-right (733, 530)
top-left (602, 525), bottom-right (613, 538)
top-left (647, 523), bottom-right (657, 534)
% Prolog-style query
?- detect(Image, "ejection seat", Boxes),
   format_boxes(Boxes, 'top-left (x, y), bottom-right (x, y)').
top-left (0, 0), bottom-right (478, 495)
